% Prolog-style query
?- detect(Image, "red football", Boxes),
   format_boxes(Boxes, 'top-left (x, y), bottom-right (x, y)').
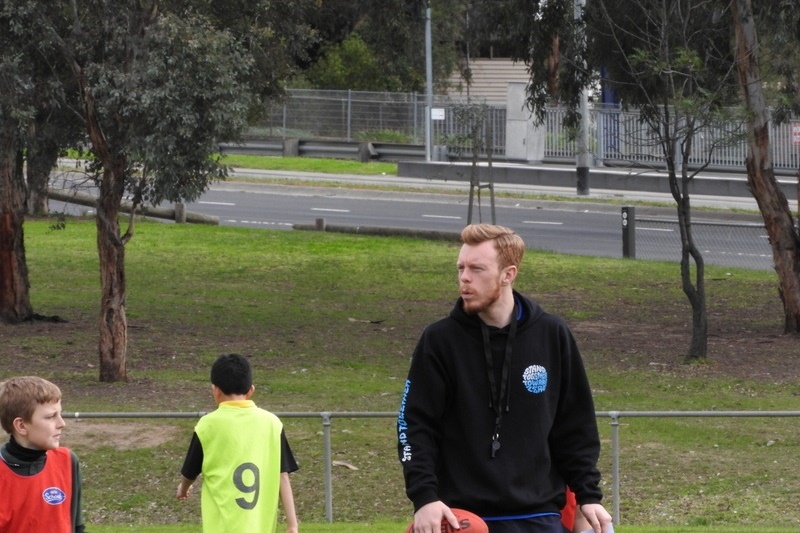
top-left (405, 508), bottom-right (489, 533)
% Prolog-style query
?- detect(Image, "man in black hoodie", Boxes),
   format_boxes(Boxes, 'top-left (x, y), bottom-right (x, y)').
top-left (397, 224), bottom-right (612, 533)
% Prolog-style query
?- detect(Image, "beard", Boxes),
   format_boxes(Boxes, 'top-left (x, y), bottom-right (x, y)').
top-left (462, 280), bottom-right (502, 315)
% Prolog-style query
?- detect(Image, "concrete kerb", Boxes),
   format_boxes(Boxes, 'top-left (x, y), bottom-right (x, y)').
top-left (293, 222), bottom-right (461, 242)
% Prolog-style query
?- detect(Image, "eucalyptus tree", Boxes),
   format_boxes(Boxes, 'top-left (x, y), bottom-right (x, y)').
top-left (494, 0), bottom-right (742, 359)
top-left (0, 1), bottom-right (51, 323)
top-left (733, 0), bottom-right (800, 333)
top-left (752, 3), bottom-right (800, 126)
top-left (23, 63), bottom-right (80, 217)
top-left (42, 0), bottom-right (313, 382)
top-left (0, 48), bottom-right (34, 323)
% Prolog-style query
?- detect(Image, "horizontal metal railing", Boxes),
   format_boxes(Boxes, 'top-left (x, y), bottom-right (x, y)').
top-left (58, 410), bottom-right (800, 525)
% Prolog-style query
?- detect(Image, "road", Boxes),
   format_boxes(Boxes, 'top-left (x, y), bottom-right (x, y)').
top-left (182, 177), bottom-right (772, 271)
top-left (48, 169), bottom-right (774, 271)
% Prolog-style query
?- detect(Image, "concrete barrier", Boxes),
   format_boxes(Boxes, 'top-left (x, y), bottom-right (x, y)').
top-left (293, 221), bottom-right (460, 242)
top-left (48, 189), bottom-right (219, 225)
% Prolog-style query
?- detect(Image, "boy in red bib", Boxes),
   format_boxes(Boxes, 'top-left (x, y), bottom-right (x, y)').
top-left (0, 376), bottom-right (86, 533)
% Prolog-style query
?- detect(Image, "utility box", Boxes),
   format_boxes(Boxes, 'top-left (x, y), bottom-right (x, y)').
top-left (432, 145), bottom-right (449, 161)
top-left (505, 82), bottom-right (546, 163)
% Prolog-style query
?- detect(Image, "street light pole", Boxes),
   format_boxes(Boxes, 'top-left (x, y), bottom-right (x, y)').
top-left (575, 0), bottom-right (591, 195)
top-left (425, 2), bottom-right (433, 162)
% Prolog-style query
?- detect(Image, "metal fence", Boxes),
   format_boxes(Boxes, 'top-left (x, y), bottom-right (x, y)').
top-left (256, 89), bottom-right (506, 157)
top-left (548, 104), bottom-right (800, 172)
top-left (254, 89), bottom-right (800, 172)
top-left (60, 409), bottom-right (800, 526)
top-left (257, 89), bottom-right (427, 144)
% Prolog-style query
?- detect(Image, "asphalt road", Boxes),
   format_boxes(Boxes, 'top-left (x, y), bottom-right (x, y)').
top-left (184, 176), bottom-right (773, 270)
top-left (48, 169), bottom-right (775, 271)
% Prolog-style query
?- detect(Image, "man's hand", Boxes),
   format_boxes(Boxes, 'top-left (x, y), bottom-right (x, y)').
top-left (411, 501), bottom-right (459, 532)
top-left (579, 503), bottom-right (613, 533)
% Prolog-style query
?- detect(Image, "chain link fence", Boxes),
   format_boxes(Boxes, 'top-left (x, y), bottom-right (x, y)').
top-left (254, 89), bottom-right (506, 158)
top-left (252, 89), bottom-right (800, 173)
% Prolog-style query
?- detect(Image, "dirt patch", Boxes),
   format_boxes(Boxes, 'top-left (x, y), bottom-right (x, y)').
top-left (61, 420), bottom-right (181, 451)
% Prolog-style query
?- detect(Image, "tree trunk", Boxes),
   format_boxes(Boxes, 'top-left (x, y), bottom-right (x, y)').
top-left (70, 54), bottom-right (131, 382)
top-left (675, 192), bottom-right (708, 360)
top-left (0, 137), bottom-right (33, 324)
top-left (96, 163), bottom-right (128, 383)
top-left (26, 136), bottom-right (58, 216)
top-left (732, 0), bottom-right (800, 333)
top-left (665, 121), bottom-right (708, 360)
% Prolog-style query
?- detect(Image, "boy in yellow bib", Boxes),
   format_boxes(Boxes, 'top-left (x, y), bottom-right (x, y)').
top-left (177, 354), bottom-right (299, 532)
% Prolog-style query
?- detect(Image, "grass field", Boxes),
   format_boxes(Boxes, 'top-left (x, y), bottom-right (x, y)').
top-left (2, 157), bottom-right (798, 531)
top-left (219, 153), bottom-right (399, 176)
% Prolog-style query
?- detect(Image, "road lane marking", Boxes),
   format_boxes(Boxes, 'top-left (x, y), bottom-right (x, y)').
top-left (422, 214), bottom-right (461, 219)
top-left (311, 207), bottom-right (350, 213)
top-left (522, 220), bottom-right (563, 225)
top-left (199, 201), bottom-right (235, 206)
top-left (227, 220), bottom-right (293, 227)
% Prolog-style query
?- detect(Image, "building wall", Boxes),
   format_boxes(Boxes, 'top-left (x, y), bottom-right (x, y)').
top-left (446, 58), bottom-right (530, 106)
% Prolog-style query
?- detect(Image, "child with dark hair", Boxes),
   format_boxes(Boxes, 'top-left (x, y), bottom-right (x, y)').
top-left (177, 354), bottom-right (299, 533)
top-left (0, 376), bottom-right (86, 533)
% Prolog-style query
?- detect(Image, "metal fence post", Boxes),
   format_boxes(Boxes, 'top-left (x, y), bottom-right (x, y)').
top-left (347, 90), bottom-right (352, 142)
top-left (609, 411), bottom-right (621, 525)
top-left (321, 412), bottom-right (333, 522)
top-left (622, 206), bottom-right (635, 258)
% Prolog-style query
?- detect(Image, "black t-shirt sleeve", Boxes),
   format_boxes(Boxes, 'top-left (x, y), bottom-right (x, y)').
top-left (281, 429), bottom-right (299, 473)
top-left (180, 432), bottom-right (203, 480)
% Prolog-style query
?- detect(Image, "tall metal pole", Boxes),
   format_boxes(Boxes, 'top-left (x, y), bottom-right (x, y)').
top-left (575, 0), bottom-right (591, 195)
top-left (425, 3), bottom-right (433, 162)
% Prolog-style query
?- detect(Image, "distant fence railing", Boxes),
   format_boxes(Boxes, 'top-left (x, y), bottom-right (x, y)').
top-left (60, 410), bottom-right (800, 526)
top-left (256, 88), bottom-right (507, 158)
top-left (547, 104), bottom-right (800, 172)
top-left (249, 89), bottom-right (800, 172)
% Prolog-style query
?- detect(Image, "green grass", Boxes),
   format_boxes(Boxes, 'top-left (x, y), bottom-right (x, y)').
top-left (219, 153), bottom-right (398, 176)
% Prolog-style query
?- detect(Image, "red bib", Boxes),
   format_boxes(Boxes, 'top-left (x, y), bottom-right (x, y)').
top-left (0, 447), bottom-right (73, 533)
top-left (561, 487), bottom-right (577, 530)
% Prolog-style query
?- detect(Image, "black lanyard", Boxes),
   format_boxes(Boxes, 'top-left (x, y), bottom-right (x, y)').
top-left (480, 305), bottom-right (517, 458)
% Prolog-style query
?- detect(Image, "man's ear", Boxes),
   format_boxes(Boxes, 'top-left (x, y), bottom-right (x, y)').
top-left (503, 265), bottom-right (518, 285)
top-left (245, 384), bottom-right (255, 399)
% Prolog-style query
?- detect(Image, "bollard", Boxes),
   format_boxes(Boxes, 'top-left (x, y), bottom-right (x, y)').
top-left (621, 206), bottom-right (635, 258)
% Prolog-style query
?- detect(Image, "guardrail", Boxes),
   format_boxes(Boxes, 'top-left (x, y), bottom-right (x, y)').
top-left (60, 409), bottom-right (800, 525)
top-left (220, 139), bottom-right (432, 162)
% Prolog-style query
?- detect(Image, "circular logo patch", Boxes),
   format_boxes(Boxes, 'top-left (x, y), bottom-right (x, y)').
top-left (42, 487), bottom-right (67, 505)
top-left (522, 365), bottom-right (548, 394)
